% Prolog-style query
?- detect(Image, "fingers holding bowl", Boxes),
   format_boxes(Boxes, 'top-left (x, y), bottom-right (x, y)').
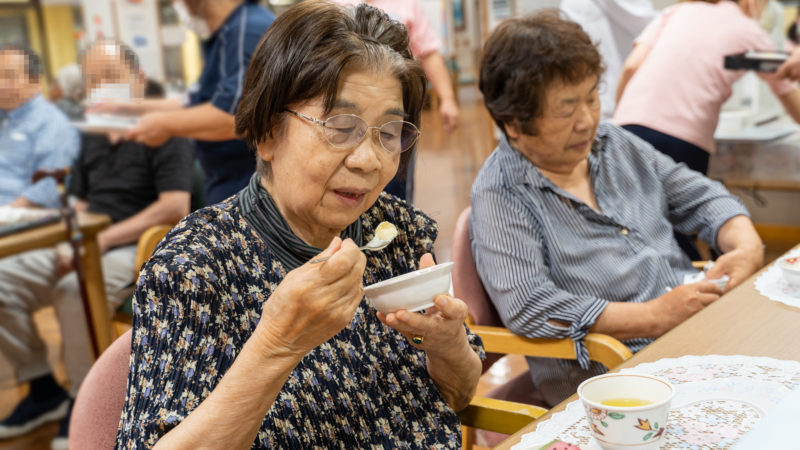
top-left (378, 294), bottom-right (470, 351)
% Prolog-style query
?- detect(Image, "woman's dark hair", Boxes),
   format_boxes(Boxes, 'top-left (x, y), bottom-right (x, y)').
top-left (0, 44), bottom-right (42, 83)
top-left (235, 1), bottom-right (426, 176)
top-left (479, 11), bottom-right (603, 137)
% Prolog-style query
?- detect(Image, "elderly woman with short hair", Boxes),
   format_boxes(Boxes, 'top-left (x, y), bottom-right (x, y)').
top-left (471, 11), bottom-right (763, 406)
top-left (115, 2), bottom-right (483, 448)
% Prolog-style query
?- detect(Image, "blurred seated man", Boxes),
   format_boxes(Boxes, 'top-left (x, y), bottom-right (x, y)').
top-left (471, 12), bottom-right (764, 407)
top-left (0, 45), bottom-right (79, 208)
top-left (0, 40), bottom-right (194, 448)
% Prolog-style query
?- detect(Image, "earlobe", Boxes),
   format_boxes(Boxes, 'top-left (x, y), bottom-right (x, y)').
top-left (256, 140), bottom-right (275, 162)
top-left (504, 121), bottom-right (520, 141)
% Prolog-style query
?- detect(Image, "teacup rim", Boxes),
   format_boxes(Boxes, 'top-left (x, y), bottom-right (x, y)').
top-left (578, 372), bottom-right (675, 411)
top-left (778, 257), bottom-right (800, 272)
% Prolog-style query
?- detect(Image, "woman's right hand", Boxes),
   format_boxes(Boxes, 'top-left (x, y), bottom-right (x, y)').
top-left (255, 237), bottom-right (367, 358)
top-left (647, 281), bottom-right (723, 337)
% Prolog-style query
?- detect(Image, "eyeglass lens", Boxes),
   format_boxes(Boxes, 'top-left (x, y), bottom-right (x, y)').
top-left (324, 115), bottom-right (419, 153)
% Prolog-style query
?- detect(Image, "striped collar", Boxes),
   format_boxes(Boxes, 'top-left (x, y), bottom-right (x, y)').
top-left (497, 123), bottom-right (610, 190)
top-left (239, 174), bottom-right (363, 271)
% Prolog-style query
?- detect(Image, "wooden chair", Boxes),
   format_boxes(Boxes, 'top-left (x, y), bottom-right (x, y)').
top-left (69, 329), bottom-right (131, 449)
top-left (451, 206), bottom-right (633, 447)
top-left (133, 225), bottom-right (172, 277)
top-left (112, 225), bottom-right (172, 336)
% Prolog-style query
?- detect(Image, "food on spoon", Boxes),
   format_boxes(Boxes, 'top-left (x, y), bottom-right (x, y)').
top-left (374, 221), bottom-right (397, 242)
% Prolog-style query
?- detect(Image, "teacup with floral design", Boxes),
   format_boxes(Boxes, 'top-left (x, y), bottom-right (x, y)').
top-left (578, 373), bottom-right (674, 450)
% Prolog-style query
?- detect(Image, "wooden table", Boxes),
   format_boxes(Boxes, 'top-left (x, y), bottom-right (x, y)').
top-left (0, 212), bottom-right (113, 357)
top-left (495, 251), bottom-right (800, 449)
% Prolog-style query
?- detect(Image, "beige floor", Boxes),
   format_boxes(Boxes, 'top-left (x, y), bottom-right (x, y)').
top-left (0, 84), bottom-right (529, 449)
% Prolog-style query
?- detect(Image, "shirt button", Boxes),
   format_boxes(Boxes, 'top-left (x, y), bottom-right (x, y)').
top-left (620, 228), bottom-right (629, 236)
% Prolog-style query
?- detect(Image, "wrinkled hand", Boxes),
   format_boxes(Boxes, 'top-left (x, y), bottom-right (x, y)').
top-left (256, 237), bottom-right (366, 358)
top-left (122, 112), bottom-right (171, 147)
top-left (705, 246), bottom-right (763, 292)
top-left (648, 281), bottom-right (724, 337)
top-left (377, 253), bottom-right (470, 359)
top-left (777, 49), bottom-right (800, 81)
top-left (439, 98), bottom-right (460, 134)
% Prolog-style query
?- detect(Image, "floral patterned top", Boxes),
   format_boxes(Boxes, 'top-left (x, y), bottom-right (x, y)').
top-left (115, 193), bottom-right (485, 448)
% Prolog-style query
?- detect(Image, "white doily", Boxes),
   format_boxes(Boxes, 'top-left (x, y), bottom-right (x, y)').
top-left (754, 247), bottom-right (800, 308)
top-left (512, 355), bottom-right (800, 450)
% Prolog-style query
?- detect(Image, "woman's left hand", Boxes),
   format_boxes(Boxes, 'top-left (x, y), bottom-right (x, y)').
top-left (704, 246), bottom-right (763, 292)
top-left (377, 253), bottom-right (470, 358)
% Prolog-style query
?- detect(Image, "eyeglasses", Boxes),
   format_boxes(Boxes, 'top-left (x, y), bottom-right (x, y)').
top-left (287, 109), bottom-right (420, 154)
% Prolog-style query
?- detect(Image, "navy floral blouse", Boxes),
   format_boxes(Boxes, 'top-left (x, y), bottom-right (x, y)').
top-left (115, 193), bottom-right (485, 448)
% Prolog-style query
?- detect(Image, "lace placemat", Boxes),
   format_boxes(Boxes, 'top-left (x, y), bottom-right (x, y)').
top-left (754, 247), bottom-right (800, 309)
top-left (512, 355), bottom-right (800, 450)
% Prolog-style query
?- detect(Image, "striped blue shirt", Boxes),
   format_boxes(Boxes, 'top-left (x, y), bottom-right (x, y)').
top-left (0, 95), bottom-right (79, 208)
top-left (470, 123), bottom-right (748, 404)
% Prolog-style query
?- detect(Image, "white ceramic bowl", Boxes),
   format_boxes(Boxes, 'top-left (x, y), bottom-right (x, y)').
top-left (778, 256), bottom-right (800, 286)
top-left (578, 373), bottom-right (675, 450)
top-left (364, 262), bottom-right (453, 314)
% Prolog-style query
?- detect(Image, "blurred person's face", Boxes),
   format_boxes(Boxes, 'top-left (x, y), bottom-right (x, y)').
top-left (0, 51), bottom-right (40, 111)
top-left (82, 44), bottom-right (144, 101)
top-left (505, 76), bottom-right (601, 175)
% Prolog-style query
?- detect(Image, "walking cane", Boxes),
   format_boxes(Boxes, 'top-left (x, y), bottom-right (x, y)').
top-left (32, 168), bottom-right (100, 358)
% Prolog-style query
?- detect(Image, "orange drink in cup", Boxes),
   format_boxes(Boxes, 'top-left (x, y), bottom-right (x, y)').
top-left (578, 373), bottom-right (674, 450)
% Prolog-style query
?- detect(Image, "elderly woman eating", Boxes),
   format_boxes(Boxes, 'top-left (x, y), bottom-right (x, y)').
top-left (115, 2), bottom-right (483, 447)
top-left (471, 12), bottom-right (763, 407)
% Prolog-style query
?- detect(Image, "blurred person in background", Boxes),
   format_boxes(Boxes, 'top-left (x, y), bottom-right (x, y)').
top-left (615, 0), bottom-right (800, 176)
top-left (777, 14), bottom-right (800, 80)
top-left (560, 0), bottom-right (657, 120)
top-left (92, 0), bottom-right (274, 205)
top-left (0, 40), bottom-right (194, 449)
top-left (49, 64), bottom-right (84, 121)
top-left (614, 0), bottom-right (800, 259)
top-left (332, 0), bottom-right (460, 202)
top-left (0, 45), bottom-right (79, 209)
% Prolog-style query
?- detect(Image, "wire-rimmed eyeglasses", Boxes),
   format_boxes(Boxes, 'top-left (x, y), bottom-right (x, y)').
top-left (286, 109), bottom-right (420, 154)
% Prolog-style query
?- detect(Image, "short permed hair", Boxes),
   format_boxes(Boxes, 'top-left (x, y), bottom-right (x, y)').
top-left (235, 1), bottom-right (426, 177)
top-left (0, 44), bottom-right (42, 83)
top-left (479, 11), bottom-right (604, 137)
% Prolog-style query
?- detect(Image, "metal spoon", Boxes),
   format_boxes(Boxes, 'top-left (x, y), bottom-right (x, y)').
top-left (310, 221), bottom-right (397, 264)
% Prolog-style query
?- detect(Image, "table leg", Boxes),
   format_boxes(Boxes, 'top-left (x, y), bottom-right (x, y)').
top-left (80, 234), bottom-right (113, 356)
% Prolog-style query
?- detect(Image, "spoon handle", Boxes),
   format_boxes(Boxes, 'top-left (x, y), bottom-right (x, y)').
top-left (309, 245), bottom-right (369, 264)
top-left (309, 255), bottom-right (333, 264)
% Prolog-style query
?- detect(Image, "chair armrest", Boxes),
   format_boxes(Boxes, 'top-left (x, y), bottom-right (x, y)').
top-left (134, 224), bottom-right (173, 275)
top-left (458, 396), bottom-right (547, 435)
top-left (469, 325), bottom-right (632, 369)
